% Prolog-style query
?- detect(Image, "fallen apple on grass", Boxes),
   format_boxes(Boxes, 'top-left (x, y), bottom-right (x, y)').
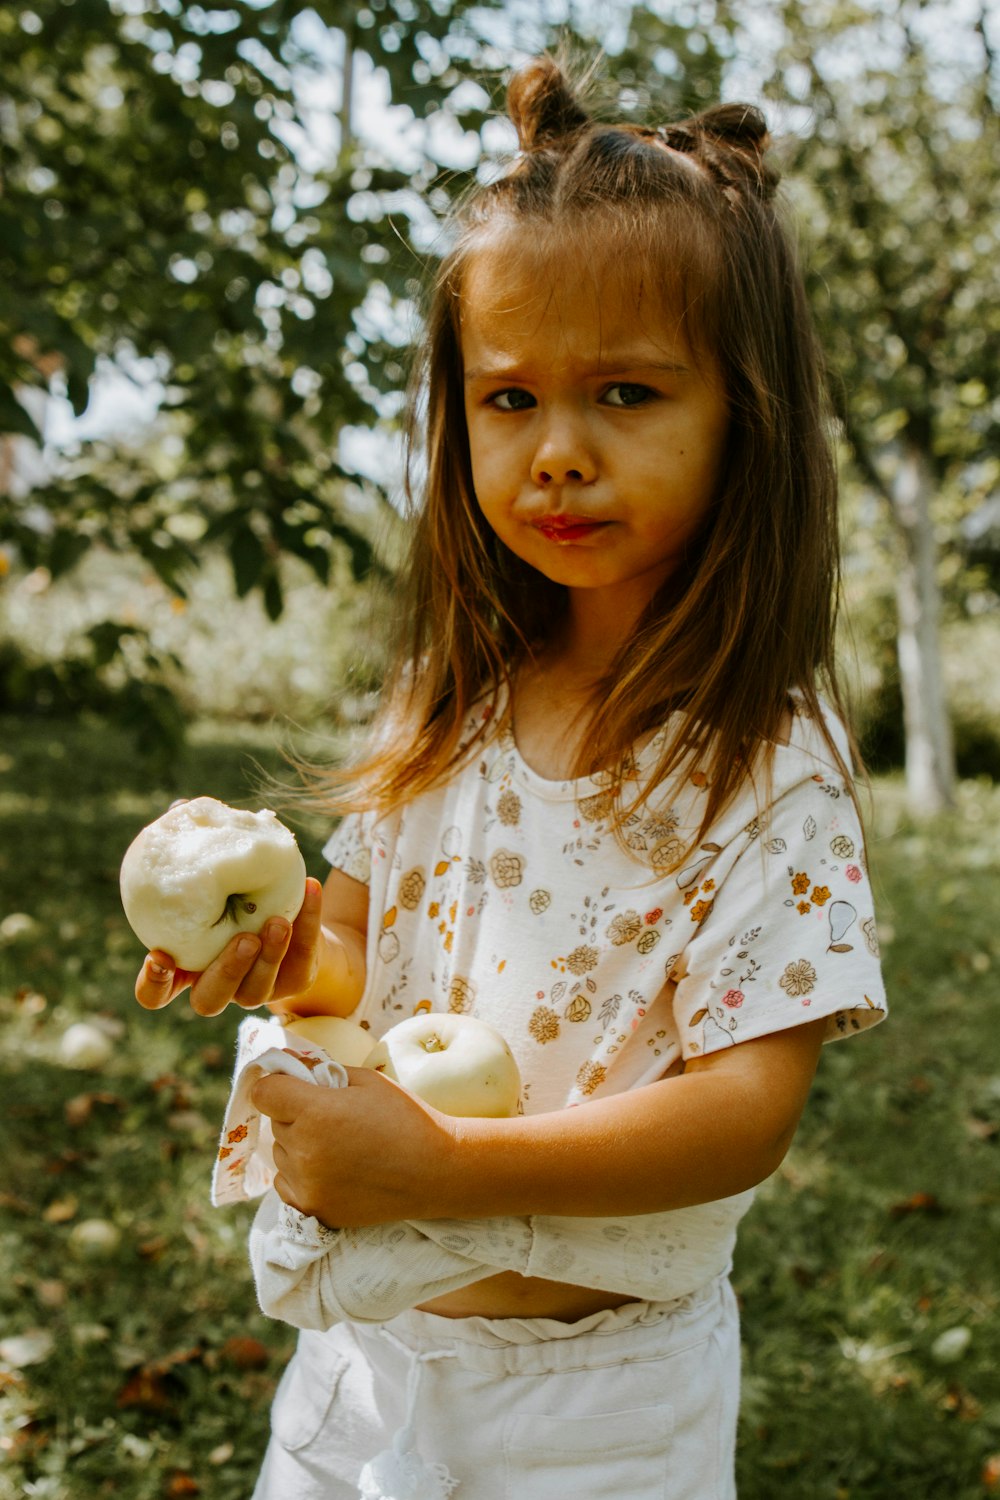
top-left (363, 1013), bottom-right (522, 1118)
top-left (120, 798), bottom-right (307, 972)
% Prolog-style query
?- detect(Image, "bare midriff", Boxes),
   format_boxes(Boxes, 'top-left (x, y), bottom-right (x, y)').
top-left (416, 1271), bottom-right (641, 1321)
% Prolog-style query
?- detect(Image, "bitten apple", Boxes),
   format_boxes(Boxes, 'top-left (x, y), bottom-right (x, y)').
top-left (364, 1013), bottom-right (521, 1118)
top-left (120, 797), bottom-right (307, 972)
top-left (284, 1015), bottom-right (374, 1068)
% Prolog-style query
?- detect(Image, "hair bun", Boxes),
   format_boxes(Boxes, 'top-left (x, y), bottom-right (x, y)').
top-left (507, 57), bottom-right (590, 151)
top-left (664, 103), bottom-right (779, 200)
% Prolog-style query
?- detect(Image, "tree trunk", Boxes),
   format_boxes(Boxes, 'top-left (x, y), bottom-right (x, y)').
top-left (339, 26), bottom-right (355, 155)
top-left (889, 439), bottom-right (956, 814)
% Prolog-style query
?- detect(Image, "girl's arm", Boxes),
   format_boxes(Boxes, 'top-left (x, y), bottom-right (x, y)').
top-left (134, 868), bottom-right (368, 1019)
top-left (254, 1015), bottom-right (826, 1226)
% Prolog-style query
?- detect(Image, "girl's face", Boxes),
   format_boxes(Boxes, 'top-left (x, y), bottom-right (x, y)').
top-left (461, 245), bottom-right (729, 640)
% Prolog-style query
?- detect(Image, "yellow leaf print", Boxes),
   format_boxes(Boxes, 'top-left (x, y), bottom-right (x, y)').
top-left (434, 860), bottom-right (450, 876)
top-left (383, 906), bottom-right (397, 929)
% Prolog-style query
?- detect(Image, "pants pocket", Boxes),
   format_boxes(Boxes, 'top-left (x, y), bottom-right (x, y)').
top-left (504, 1403), bottom-right (675, 1499)
top-left (270, 1332), bottom-right (349, 1452)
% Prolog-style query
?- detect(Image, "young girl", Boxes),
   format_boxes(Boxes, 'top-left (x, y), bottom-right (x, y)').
top-left (136, 56), bottom-right (887, 1500)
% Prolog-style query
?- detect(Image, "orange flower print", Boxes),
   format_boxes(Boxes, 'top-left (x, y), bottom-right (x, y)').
top-left (528, 1007), bottom-right (561, 1044)
top-left (689, 899), bottom-right (714, 924)
top-left (797, 901), bottom-right (812, 915)
top-left (791, 873), bottom-right (810, 896)
top-left (576, 1060), bottom-right (608, 1096)
top-left (810, 886), bottom-right (831, 907)
top-left (645, 908), bottom-right (663, 925)
top-left (218, 1146), bottom-right (233, 1161)
top-left (227, 1124), bottom-right (249, 1145)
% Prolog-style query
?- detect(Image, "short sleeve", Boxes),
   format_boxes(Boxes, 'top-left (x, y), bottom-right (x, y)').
top-left (672, 769), bottom-right (887, 1058)
top-left (321, 812), bottom-right (373, 886)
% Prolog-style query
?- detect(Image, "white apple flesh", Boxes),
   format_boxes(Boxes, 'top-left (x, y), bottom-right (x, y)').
top-left (119, 797), bottom-right (307, 972)
top-left (284, 1015), bottom-right (374, 1068)
top-left (364, 1013), bottom-right (522, 1118)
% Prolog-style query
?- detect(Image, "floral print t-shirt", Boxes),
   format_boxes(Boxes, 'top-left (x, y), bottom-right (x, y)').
top-left (323, 696), bottom-right (886, 1119)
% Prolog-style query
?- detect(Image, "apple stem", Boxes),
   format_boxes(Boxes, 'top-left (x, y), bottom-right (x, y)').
top-left (212, 894), bottom-right (258, 927)
top-left (420, 1033), bottom-right (446, 1053)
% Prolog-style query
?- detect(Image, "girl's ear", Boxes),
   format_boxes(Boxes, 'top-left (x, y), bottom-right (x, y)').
top-left (507, 56), bottom-right (589, 152)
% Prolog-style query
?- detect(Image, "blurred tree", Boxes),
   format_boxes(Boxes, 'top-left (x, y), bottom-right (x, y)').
top-left (0, 0), bottom-right (499, 616)
top-left (763, 0), bottom-right (1000, 813)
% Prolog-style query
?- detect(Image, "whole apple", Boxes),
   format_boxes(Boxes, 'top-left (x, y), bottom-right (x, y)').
top-left (284, 1014), bottom-right (374, 1068)
top-left (364, 1013), bottom-right (521, 1118)
top-left (120, 797), bottom-right (307, 972)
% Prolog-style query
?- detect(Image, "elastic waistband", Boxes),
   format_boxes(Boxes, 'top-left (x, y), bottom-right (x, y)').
top-left (359, 1275), bottom-right (734, 1377)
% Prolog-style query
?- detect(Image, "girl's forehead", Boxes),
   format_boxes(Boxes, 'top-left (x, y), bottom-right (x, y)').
top-left (458, 241), bottom-right (693, 365)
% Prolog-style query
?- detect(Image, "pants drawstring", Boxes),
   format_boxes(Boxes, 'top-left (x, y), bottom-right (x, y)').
top-left (357, 1330), bottom-right (460, 1499)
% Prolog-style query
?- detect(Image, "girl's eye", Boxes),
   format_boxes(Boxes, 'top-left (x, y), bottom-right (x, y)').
top-left (489, 389), bottom-right (536, 412)
top-left (603, 383), bottom-right (654, 408)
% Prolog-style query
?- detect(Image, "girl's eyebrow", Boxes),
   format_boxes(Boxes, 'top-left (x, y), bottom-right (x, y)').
top-left (463, 356), bottom-right (691, 382)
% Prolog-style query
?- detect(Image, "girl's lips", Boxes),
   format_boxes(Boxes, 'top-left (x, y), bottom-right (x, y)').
top-left (533, 517), bottom-right (609, 542)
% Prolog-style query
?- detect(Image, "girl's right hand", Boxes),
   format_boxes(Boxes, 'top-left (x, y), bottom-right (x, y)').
top-left (133, 876), bottom-right (325, 1018)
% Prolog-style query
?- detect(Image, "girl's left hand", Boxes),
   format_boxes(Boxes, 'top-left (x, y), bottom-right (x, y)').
top-left (250, 1065), bottom-right (460, 1227)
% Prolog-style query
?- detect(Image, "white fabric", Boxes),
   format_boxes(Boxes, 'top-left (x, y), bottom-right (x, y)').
top-left (251, 1278), bottom-right (741, 1500)
top-left (220, 1015), bottom-right (755, 1327)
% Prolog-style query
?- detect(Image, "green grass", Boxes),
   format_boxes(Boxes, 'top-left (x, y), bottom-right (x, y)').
top-left (1, 714), bottom-right (998, 1499)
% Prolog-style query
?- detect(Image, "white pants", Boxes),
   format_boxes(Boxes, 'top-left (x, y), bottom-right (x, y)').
top-left (252, 1275), bottom-right (740, 1500)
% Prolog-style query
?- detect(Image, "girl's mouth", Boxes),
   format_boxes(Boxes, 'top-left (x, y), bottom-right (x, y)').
top-left (533, 516), bottom-right (608, 542)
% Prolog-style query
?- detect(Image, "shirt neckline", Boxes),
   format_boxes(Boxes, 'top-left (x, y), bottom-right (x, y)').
top-left (492, 681), bottom-right (671, 803)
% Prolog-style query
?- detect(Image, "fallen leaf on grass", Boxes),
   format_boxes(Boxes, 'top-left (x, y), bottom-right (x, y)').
top-left (117, 1347), bottom-right (204, 1413)
top-left (940, 1383), bottom-right (981, 1420)
top-left (138, 1235), bottom-right (171, 1261)
top-left (117, 1368), bottom-right (175, 1414)
top-left (0, 1191), bottom-right (32, 1215)
top-left (166, 1474), bottom-right (200, 1497)
top-left (889, 1191), bottom-right (945, 1218)
top-left (218, 1336), bottom-right (270, 1370)
top-left (982, 1454), bottom-right (1000, 1490)
top-left (65, 1092), bottom-right (126, 1128)
top-left (43, 1195), bottom-right (78, 1224)
top-left (965, 1115), bottom-right (999, 1141)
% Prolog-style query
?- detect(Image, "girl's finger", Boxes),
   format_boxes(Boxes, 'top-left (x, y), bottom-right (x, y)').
top-left (272, 878), bottom-right (324, 998)
top-left (134, 952), bottom-right (176, 1010)
top-left (188, 934), bottom-right (262, 1017)
top-left (233, 916), bottom-right (294, 1008)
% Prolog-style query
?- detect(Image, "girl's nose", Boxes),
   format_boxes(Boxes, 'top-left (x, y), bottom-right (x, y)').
top-left (530, 414), bottom-right (597, 486)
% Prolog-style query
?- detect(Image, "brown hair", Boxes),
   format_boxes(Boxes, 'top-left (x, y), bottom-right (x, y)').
top-left (321, 55), bottom-right (856, 843)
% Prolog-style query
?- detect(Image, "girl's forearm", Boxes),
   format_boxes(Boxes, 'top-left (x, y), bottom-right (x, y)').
top-left (434, 1021), bottom-right (825, 1220)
